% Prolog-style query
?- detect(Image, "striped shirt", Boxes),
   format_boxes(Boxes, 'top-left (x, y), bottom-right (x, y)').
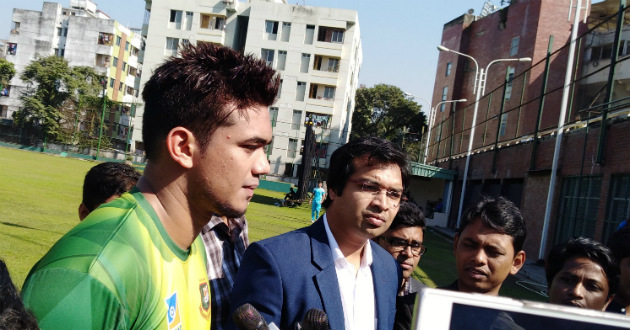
top-left (201, 215), bottom-right (249, 330)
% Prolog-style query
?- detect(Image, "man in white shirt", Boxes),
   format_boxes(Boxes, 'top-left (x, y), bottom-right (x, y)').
top-left (229, 136), bottom-right (407, 330)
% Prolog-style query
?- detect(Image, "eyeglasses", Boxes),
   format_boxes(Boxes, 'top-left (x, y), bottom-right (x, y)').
top-left (380, 236), bottom-right (427, 256)
top-left (348, 179), bottom-right (407, 207)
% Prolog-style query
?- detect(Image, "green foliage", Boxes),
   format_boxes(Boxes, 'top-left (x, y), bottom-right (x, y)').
top-left (0, 58), bottom-right (16, 87)
top-left (12, 56), bottom-right (104, 144)
top-left (351, 84), bottom-right (426, 156)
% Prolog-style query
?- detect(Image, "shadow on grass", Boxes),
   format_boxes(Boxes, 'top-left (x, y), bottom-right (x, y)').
top-left (1, 221), bottom-right (39, 231)
top-left (250, 195), bottom-right (280, 206)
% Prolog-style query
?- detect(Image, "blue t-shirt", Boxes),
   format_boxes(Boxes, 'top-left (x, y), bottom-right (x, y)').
top-left (312, 187), bottom-right (325, 205)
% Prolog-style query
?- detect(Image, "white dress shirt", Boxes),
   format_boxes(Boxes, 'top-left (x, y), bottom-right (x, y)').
top-left (324, 214), bottom-right (376, 330)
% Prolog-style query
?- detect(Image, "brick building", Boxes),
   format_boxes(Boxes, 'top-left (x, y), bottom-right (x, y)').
top-left (429, 0), bottom-right (630, 259)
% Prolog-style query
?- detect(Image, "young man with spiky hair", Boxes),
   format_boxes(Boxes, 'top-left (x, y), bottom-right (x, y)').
top-left (22, 44), bottom-right (279, 330)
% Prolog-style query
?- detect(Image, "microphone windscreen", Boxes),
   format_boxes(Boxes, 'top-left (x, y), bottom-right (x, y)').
top-left (232, 303), bottom-right (269, 330)
top-left (302, 308), bottom-right (329, 330)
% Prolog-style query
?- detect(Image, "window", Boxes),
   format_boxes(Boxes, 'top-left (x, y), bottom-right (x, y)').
top-left (306, 112), bottom-right (331, 128)
top-left (278, 79), bottom-right (283, 97)
top-left (63, 28), bottom-right (68, 37)
top-left (10, 21), bottom-right (20, 35)
top-left (200, 14), bottom-right (226, 30)
top-left (292, 110), bottom-right (302, 130)
top-left (440, 86), bottom-right (448, 112)
top-left (122, 62), bottom-right (127, 71)
top-left (603, 174), bottom-right (630, 239)
top-left (314, 143), bottom-right (329, 159)
top-left (165, 37), bottom-right (179, 56)
top-left (499, 113), bottom-right (508, 137)
top-left (119, 82), bottom-right (124, 91)
top-left (554, 176), bottom-right (602, 245)
top-left (296, 81), bottom-right (306, 102)
top-left (304, 25), bottom-right (315, 45)
top-left (57, 48), bottom-right (65, 57)
top-left (284, 163), bottom-right (296, 176)
top-left (57, 28), bottom-right (62, 36)
top-left (98, 32), bottom-right (114, 45)
top-left (185, 11), bottom-right (193, 31)
top-left (277, 51), bottom-right (287, 71)
top-left (261, 49), bottom-right (274, 67)
top-left (288, 139), bottom-right (298, 158)
top-left (125, 42), bottom-right (129, 51)
top-left (300, 53), bottom-right (310, 73)
top-left (446, 62), bottom-right (452, 76)
top-left (331, 30), bottom-right (344, 43)
top-left (170, 10), bottom-right (183, 29)
top-left (327, 58), bottom-right (340, 72)
top-left (510, 37), bottom-right (519, 56)
top-left (269, 107), bottom-right (279, 127)
top-left (265, 21), bottom-right (279, 40)
top-left (113, 57), bottom-right (119, 66)
top-left (1, 85), bottom-right (10, 97)
top-left (317, 27), bottom-right (344, 43)
top-left (109, 78), bottom-right (115, 88)
top-left (504, 67), bottom-right (515, 100)
top-left (116, 36), bottom-right (121, 46)
top-left (323, 86), bottom-right (335, 100)
top-left (7, 43), bottom-right (17, 55)
top-left (281, 22), bottom-right (291, 42)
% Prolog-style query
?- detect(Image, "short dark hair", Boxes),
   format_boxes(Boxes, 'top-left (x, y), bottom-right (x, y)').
top-left (607, 225), bottom-right (630, 265)
top-left (142, 43), bottom-right (280, 159)
top-left (0, 259), bottom-right (40, 330)
top-left (322, 137), bottom-right (409, 208)
top-left (82, 162), bottom-right (141, 211)
top-left (389, 201), bottom-right (425, 231)
top-left (546, 237), bottom-right (619, 298)
top-left (458, 196), bottom-right (527, 252)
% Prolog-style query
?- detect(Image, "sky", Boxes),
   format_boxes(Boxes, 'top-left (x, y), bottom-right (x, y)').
top-left (1, 0), bottom-right (509, 112)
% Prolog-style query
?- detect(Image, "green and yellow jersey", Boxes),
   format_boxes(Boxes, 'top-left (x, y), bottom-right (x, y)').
top-left (22, 189), bottom-right (211, 330)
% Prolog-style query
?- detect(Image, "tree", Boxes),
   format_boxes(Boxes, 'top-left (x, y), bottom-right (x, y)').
top-left (12, 56), bottom-right (103, 143)
top-left (351, 84), bottom-right (426, 158)
top-left (0, 58), bottom-right (16, 93)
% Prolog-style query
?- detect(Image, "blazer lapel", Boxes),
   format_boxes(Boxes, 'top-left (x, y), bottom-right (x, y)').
top-left (371, 241), bottom-right (394, 330)
top-left (310, 218), bottom-right (345, 330)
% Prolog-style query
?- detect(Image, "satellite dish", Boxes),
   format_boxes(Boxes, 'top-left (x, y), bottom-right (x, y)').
top-left (467, 8), bottom-right (475, 14)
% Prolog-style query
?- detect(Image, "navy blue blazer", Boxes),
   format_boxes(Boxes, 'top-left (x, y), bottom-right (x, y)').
top-left (228, 218), bottom-right (401, 330)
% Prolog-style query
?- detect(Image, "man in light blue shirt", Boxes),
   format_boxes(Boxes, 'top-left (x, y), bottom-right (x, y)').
top-left (311, 181), bottom-right (326, 222)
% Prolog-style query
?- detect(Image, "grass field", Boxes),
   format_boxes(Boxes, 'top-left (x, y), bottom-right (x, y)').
top-left (0, 146), bottom-right (545, 302)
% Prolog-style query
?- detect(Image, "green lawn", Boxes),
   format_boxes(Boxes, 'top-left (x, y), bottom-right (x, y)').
top-left (0, 146), bottom-right (545, 302)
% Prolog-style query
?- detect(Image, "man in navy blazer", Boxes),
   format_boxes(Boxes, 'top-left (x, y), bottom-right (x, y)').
top-left (229, 137), bottom-right (408, 330)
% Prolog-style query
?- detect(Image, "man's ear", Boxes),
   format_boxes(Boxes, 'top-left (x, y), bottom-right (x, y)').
top-left (603, 294), bottom-right (614, 311)
top-left (166, 127), bottom-right (197, 169)
top-left (510, 250), bottom-right (526, 275)
top-left (78, 203), bottom-right (90, 221)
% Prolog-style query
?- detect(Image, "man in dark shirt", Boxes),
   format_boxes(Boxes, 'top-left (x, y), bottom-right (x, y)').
top-left (606, 224), bottom-right (630, 315)
top-left (441, 196), bottom-right (527, 295)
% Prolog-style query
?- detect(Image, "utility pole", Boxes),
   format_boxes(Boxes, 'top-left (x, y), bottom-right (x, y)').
top-left (297, 116), bottom-right (315, 201)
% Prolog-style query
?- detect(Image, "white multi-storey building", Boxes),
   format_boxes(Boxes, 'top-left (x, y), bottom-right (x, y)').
top-left (1, 0), bottom-right (144, 150)
top-left (138, 0), bottom-right (362, 180)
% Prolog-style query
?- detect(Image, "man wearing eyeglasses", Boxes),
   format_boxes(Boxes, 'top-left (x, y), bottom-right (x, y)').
top-left (229, 136), bottom-right (408, 330)
top-left (375, 202), bottom-right (427, 330)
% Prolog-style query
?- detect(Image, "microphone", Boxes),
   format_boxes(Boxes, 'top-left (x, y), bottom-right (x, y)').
top-left (232, 303), bottom-right (280, 330)
top-left (301, 308), bottom-right (329, 330)
top-left (233, 303), bottom-right (268, 330)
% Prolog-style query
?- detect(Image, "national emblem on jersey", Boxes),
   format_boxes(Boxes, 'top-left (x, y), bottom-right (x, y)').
top-left (165, 292), bottom-right (181, 330)
top-left (199, 280), bottom-right (210, 319)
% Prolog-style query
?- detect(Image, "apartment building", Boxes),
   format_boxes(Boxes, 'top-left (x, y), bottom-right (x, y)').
top-left (1, 0), bottom-right (143, 149)
top-left (138, 0), bottom-right (362, 181)
top-left (428, 0), bottom-right (630, 259)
